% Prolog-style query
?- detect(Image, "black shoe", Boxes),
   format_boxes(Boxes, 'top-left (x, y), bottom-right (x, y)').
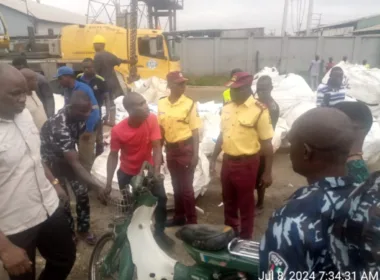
top-left (154, 232), bottom-right (175, 249)
top-left (165, 218), bottom-right (186, 227)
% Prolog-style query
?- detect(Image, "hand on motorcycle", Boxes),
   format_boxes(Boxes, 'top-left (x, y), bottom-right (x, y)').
top-left (96, 185), bottom-right (108, 205)
top-left (0, 242), bottom-right (32, 276)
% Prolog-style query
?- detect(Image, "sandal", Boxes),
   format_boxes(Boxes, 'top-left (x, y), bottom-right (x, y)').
top-left (77, 232), bottom-right (97, 246)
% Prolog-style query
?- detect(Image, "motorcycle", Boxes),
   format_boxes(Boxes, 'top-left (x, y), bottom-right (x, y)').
top-left (89, 162), bottom-right (260, 280)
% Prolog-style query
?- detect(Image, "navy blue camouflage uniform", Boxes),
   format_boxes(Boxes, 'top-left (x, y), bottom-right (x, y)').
top-left (330, 171), bottom-right (380, 275)
top-left (40, 107), bottom-right (90, 234)
top-left (260, 177), bottom-right (358, 279)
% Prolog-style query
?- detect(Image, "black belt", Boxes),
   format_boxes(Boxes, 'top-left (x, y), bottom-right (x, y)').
top-left (223, 153), bottom-right (257, 161)
top-left (166, 137), bottom-right (193, 149)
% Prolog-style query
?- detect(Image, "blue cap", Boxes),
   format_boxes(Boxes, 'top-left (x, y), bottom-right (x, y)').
top-left (55, 66), bottom-right (74, 78)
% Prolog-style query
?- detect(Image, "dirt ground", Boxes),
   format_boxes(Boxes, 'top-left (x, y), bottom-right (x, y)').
top-left (31, 87), bottom-right (306, 280)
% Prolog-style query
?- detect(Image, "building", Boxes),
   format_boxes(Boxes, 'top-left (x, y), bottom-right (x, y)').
top-left (297, 14), bottom-right (380, 36)
top-left (0, 0), bottom-right (86, 38)
top-left (168, 28), bottom-right (265, 38)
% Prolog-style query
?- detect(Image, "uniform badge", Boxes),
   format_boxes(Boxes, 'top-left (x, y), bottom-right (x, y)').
top-left (94, 85), bottom-right (98, 90)
top-left (268, 252), bottom-right (288, 276)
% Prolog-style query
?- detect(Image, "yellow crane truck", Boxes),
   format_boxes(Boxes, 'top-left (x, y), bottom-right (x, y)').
top-left (0, 24), bottom-right (181, 86)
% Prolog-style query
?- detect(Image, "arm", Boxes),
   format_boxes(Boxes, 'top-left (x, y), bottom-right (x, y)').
top-left (210, 133), bottom-right (223, 175)
top-left (0, 231), bottom-right (32, 276)
top-left (191, 129), bottom-right (200, 168)
top-left (189, 103), bottom-right (202, 168)
top-left (104, 128), bottom-right (121, 195)
top-left (152, 140), bottom-right (162, 175)
top-left (105, 151), bottom-right (118, 195)
top-left (38, 77), bottom-right (55, 117)
top-left (149, 115), bottom-right (163, 175)
top-left (63, 150), bottom-right (102, 190)
top-left (85, 108), bottom-right (100, 133)
top-left (260, 139), bottom-right (274, 187)
top-left (259, 214), bottom-right (311, 279)
top-left (257, 109), bottom-right (274, 187)
top-left (42, 162), bottom-right (68, 201)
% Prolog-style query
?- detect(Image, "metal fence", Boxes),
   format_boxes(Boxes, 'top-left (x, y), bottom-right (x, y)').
top-left (179, 35), bottom-right (380, 75)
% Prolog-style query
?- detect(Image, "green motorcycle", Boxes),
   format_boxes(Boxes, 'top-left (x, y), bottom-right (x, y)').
top-left (89, 162), bottom-right (260, 280)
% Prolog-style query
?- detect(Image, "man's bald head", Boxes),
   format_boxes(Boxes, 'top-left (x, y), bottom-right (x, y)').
top-left (123, 92), bottom-right (149, 124)
top-left (20, 68), bottom-right (38, 93)
top-left (0, 64), bottom-right (27, 118)
top-left (68, 90), bottom-right (92, 122)
top-left (289, 107), bottom-right (355, 178)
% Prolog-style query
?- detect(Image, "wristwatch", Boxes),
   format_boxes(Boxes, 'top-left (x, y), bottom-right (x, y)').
top-left (52, 178), bottom-right (60, 186)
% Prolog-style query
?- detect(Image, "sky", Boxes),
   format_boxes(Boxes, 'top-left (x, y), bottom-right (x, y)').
top-left (38, 0), bottom-right (380, 34)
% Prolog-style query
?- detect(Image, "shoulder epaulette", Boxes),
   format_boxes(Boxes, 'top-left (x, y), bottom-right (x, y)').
top-left (95, 74), bottom-right (105, 81)
top-left (77, 73), bottom-right (84, 78)
top-left (255, 100), bottom-right (267, 110)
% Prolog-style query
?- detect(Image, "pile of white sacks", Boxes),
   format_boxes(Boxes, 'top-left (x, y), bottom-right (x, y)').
top-left (254, 64), bottom-right (380, 169)
top-left (55, 63), bottom-right (380, 205)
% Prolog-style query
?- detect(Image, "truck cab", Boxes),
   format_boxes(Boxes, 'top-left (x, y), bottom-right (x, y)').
top-left (60, 24), bottom-right (181, 82)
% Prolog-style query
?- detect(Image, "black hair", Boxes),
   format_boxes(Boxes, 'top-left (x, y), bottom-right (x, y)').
top-left (12, 56), bottom-right (28, 67)
top-left (82, 58), bottom-right (93, 63)
top-left (230, 68), bottom-right (243, 78)
top-left (70, 90), bottom-right (91, 105)
top-left (333, 101), bottom-right (373, 133)
top-left (257, 75), bottom-right (272, 84)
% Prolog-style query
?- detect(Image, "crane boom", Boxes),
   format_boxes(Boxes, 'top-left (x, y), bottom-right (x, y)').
top-left (127, 0), bottom-right (139, 83)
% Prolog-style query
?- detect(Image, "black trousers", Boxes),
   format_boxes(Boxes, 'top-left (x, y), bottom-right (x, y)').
top-left (6, 208), bottom-right (76, 280)
top-left (117, 169), bottom-right (167, 233)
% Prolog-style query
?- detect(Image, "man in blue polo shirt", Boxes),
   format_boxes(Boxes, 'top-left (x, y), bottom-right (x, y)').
top-left (56, 66), bottom-right (101, 172)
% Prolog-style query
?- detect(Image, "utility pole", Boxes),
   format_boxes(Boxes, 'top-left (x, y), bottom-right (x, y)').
top-left (281, 0), bottom-right (289, 36)
top-left (306, 0), bottom-right (314, 36)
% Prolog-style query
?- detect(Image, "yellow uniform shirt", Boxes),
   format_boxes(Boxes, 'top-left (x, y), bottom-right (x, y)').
top-left (223, 88), bottom-right (231, 103)
top-left (158, 95), bottom-right (202, 143)
top-left (221, 95), bottom-right (274, 156)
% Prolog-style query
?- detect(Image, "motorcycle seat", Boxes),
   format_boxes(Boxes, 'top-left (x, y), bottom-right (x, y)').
top-left (176, 224), bottom-right (236, 251)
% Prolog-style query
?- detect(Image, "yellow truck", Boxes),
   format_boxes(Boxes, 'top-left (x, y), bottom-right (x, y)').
top-left (1, 24), bottom-right (181, 84)
top-left (60, 24), bottom-right (181, 81)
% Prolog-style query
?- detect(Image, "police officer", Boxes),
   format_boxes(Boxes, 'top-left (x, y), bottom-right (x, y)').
top-left (158, 71), bottom-right (201, 226)
top-left (260, 108), bottom-right (356, 279)
top-left (210, 72), bottom-right (274, 240)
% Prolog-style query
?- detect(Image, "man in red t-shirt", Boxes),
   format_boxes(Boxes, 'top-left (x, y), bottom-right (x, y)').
top-left (103, 92), bottom-right (173, 248)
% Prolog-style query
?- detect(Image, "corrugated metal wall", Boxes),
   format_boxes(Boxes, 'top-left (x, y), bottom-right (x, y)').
top-left (180, 36), bottom-right (380, 75)
top-left (0, 5), bottom-right (69, 37)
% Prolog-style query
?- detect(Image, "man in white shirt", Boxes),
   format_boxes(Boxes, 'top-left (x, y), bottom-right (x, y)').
top-left (309, 55), bottom-right (322, 91)
top-left (20, 68), bottom-right (47, 131)
top-left (0, 65), bottom-right (75, 280)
